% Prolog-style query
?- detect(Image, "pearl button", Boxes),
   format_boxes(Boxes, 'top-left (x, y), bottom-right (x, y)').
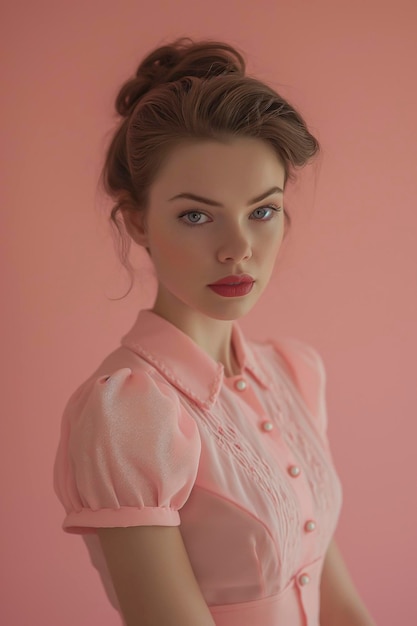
top-left (235, 379), bottom-right (247, 391)
top-left (288, 465), bottom-right (301, 477)
top-left (261, 421), bottom-right (274, 432)
top-left (304, 520), bottom-right (316, 532)
top-left (299, 574), bottom-right (310, 586)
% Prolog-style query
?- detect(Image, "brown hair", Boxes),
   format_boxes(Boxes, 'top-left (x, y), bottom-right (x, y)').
top-left (100, 37), bottom-right (319, 297)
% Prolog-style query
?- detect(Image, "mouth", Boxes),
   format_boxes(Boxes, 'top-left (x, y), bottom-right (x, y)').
top-left (208, 281), bottom-right (255, 297)
top-left (208, 274), bottom-right (255, 287)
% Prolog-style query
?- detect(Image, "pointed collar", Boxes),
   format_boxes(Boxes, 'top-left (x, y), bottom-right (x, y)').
top-left (120, 309), bottom-right (271, 410)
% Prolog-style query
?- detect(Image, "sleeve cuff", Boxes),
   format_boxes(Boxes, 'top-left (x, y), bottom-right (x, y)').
top-left (63, 506), bottom-right (181, 533)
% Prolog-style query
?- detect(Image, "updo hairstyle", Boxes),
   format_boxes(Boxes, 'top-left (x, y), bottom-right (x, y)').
top-left (100, 37), bottom-right (319, 297)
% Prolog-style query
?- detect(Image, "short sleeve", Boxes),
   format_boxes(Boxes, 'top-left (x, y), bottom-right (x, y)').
top-left (53, 367), bottom-right (201, 534)
top-left (271, 338), bottom-right (329, 444)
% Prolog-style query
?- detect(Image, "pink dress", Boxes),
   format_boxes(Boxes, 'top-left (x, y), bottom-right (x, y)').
top-left (54, 309), bottom-right (343, 625)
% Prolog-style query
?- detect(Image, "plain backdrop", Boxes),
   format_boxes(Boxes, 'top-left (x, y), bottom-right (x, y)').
top-left (2, 0), bottom-right (416, 624)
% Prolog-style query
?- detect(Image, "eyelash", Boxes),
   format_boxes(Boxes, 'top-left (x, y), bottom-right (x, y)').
top-left (178, 205), bottom-right (282, 227)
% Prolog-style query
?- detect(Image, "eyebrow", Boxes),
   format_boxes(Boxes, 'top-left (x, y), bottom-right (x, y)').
top-left (168, 186), bottom-right (283, 207)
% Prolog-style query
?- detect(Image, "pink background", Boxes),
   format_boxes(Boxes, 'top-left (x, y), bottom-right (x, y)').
top-left (2, 0), bottom-right (416, 624)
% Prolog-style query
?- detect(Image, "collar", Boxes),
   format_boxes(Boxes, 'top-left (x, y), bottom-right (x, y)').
top-left (120, 309), bottom-right (271, 410)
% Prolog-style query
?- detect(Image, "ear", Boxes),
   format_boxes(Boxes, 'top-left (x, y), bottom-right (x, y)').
top-left (123, 209), bottom-right (149, 248)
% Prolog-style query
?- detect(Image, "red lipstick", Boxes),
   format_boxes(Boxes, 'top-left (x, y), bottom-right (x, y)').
top-left (208, 274), bottom-right (255, 297)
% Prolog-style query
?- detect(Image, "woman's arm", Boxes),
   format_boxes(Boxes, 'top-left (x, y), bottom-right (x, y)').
top-left (97, 525), bottom-right (216, 626)
top-left (319, 539), bottom-right (376, 626)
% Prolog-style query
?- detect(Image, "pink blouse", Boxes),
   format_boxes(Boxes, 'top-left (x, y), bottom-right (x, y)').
top-left (54, 309), bottom-right (343, 625)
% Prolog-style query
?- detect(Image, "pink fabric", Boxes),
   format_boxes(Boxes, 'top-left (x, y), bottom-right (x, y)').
top-left (54, 309), bottom-right (343, 625)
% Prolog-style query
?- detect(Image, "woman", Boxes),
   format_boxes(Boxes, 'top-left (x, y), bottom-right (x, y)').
top-left (54, 38), bottom-right (375, 625)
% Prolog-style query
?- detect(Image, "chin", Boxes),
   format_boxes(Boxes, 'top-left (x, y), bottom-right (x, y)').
top-left (203, 300), bottom-right (258, 322)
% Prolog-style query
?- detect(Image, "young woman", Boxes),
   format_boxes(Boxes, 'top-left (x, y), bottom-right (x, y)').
top-left (54, 38), bottom-right (375, 626)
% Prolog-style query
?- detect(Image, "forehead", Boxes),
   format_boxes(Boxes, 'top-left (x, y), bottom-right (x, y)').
top-left (149, 137), bottom-right (286, 199)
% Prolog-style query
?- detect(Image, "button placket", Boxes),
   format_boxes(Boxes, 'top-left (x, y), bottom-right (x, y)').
top-left (285, 461), bottom-right (318, 562)
top-left (228, 375), bottom-right (272, 420)
top-left (295, 559), bottom-right (322, 619)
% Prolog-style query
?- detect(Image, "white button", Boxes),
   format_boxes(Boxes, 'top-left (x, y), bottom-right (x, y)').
top-left (288, 465), bottom-right (301, 477)
top-left (304, 520), bottom-right (316, 532)
top-left (235, 379), bottom-right (247, 391)
top-left (261, 421), bottom-right (274, 432)
top-left (299, 574), bottom-right (310, 586)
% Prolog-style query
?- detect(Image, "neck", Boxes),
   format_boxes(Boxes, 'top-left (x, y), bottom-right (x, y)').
top-left (150, 303), bottom-right (241, 376)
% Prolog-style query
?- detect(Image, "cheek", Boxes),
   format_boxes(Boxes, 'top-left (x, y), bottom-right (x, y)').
top-left (258, 225), bottom-right (284, 253)
top-left (260, 231), bottom-right (284, 270)
top-left (150, 229), bottom-right (198, 271)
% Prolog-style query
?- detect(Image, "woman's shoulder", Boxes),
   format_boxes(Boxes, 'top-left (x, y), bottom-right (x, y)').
top-left (249, 335), bottom-right (325, 381)
top-left (59, 345), bottom-right (187, 442)
top-left (248, 335), bottom-right (328, 435)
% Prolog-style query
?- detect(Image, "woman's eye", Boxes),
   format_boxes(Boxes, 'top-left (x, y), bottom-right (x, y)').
top-left (179, 211), bottom-right (210, 226)
top-left (251, 205), bottom-right (282, 220)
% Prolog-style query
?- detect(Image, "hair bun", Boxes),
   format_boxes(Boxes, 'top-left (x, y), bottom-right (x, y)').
top-left (115, 37), bottom-right (246, 118)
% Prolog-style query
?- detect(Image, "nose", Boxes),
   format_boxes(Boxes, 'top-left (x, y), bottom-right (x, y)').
top-left (216, 225), bottom-right (253, 264)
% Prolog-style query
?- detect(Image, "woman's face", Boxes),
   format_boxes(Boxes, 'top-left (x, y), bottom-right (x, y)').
top-left (128, 136), bottom-right (286, 324)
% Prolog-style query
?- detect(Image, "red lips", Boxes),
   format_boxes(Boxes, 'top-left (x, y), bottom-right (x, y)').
top-left (209, 274), bottom-right (254, 286)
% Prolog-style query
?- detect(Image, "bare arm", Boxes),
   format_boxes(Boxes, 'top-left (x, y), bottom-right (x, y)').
top-left (319, 539), bottom-right (376, 626)
top-left (97, 525), bottom-right (216, 626)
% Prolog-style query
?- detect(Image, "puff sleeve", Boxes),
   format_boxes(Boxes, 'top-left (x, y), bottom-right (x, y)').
top-left (53, 367), bottom-right (201, 533)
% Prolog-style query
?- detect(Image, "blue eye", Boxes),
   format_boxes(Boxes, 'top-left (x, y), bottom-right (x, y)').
top-left (179, 211), bottom-right (210, 226)
top-left (251, 205), bottom-right (281, 220)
